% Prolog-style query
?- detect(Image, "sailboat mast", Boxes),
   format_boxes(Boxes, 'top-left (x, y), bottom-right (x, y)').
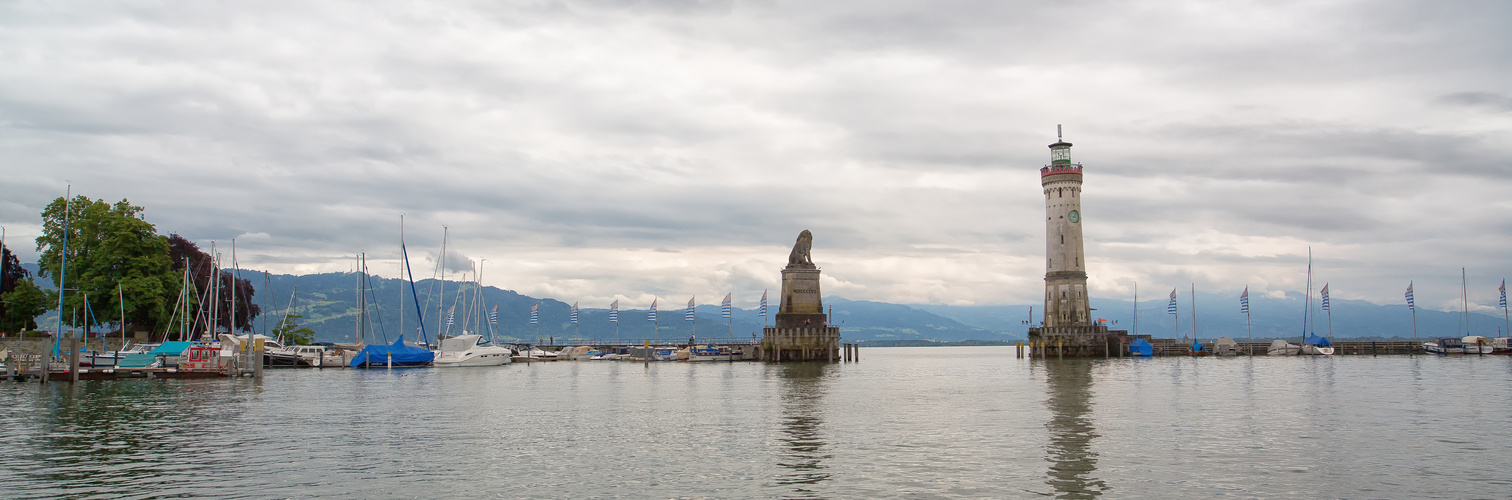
top-left (1133, 282), bottom-right (1138, 336)
top-left (53, 185), bottom-right (71, 359)
top-left (1462, 268), bottom-right (1469, 336)
top-left (119, 283), bottom-right (125, 348)
top-left (355, 254), bottom-right (362, 344)
top-left (439, 226), bottom-right (447, 344)
top-left (1188, 284), bottom-right (1195, 342)
top-left (398, 215), bottom-right (405, 344)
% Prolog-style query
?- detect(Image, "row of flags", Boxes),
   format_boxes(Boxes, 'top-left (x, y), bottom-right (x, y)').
top-left (1225, 280), bottom-right (1509, 314)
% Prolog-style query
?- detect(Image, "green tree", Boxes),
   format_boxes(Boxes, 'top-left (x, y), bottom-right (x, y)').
top-left (35, 195), bottom-right (179, 336)
top-left (1, 278), bottom-right (54, 333)
top-left (271, 312), bottom-right (316, 345)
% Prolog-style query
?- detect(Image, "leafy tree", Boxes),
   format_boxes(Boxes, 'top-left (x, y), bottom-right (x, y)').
top-left (167, 234), bottom-right (261, 335)
top-left (35, 196), bottom-right (180, 336)
top-left (271, 312), bottom-right (315, 345)
top-left (1, 278), bottom-right (54, 333)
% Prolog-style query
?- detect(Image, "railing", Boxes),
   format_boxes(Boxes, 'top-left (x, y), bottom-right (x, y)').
top-left (1040, 165), bottom-right (1082, 177)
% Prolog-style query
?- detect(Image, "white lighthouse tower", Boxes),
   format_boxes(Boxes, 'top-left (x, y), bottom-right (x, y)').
top-left (1027, 126), bottom-right (1122, 357)
top-left (1042, 125), bottom-right (1091, 328)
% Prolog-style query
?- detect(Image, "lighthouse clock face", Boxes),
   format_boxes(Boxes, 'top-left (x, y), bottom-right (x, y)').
top-left (1068, 210), bottom-right (1080, 223)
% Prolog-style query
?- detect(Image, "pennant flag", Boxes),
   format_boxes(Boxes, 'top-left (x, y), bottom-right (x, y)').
top-left (529, 303), bottom-right (539, 325)
top-left (1240, 287), bottom-right (1250, 315)
top-left (1500, 279), bottom-right (1506, 309)
top-left (446, 306), bottom-right (456, 326)
top-left (1167, 289), bottom-right (1177, 315)
top-left (685, 297), bottom-right (696, 321)
top-left (759, 290), bottom-right (768, 318)
top-left (1406, 282), bottom-right (1415, 311)
top-left (721, 293), bottom-right (732, 320)
top-left (570, 302), bottom-right (579, 325)
top-left (1321, 284), bottom-right (1331, 311)
top-left (488, 305), bottom-right (498, 326)
top-left (648, 299), bottom-right (657, 322)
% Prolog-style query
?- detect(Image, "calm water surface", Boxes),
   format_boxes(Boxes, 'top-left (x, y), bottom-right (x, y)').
top-left (2, 347), bottom-right (1510, 499)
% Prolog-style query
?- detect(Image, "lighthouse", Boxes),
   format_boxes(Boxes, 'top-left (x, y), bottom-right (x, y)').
top-left (1041, 126), bottom-right (1091, 328)
top-left (1026, 126), bottom-right (1124, 357)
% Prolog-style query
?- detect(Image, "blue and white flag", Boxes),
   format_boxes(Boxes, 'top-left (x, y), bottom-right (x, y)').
top-left (1240, 287), bottom-right (1250, 315)
top-left (529, 303), bottom-right (538, 325)
top-left (1321, 284), bottom-right (1331, 311)
top-left (685, 297), bottom-right (696, 321)
top-left (609, 300), bottom-right (619, 323)
top-left (721, 293), bottom-right (732, 320)
top-left (570, 302), bottom-right (578, 325)
top-left (446, 306), bottom-right (455, 326)
top-left (1500, 280), bottom-right (1506, 309)
top-left (648, 299), bottom-right (657, 322)
top-left (1406, 282), bottom-right (1415, 311)
top-left (1167, 289), bottom-right (1177, 315)
top-left (488, 305), bottom-right (497, 326)
top-left (759, 290), bottom-right (767, 318)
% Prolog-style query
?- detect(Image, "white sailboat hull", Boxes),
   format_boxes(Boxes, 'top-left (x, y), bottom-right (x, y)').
top-left (1300, 345), bottom-right (1334, 356)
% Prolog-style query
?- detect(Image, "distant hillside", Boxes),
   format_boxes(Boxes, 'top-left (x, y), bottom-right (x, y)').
top-left (239, 274), bottom-right (1005, 344)
top-left (914, 290), bottom-right (1509, 341)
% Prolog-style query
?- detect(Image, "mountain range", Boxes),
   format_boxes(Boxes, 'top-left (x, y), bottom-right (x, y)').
top-left (25, 266), bottom-right (1510, 343)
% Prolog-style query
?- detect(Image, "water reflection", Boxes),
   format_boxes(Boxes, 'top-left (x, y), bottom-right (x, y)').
top-left (1042, 360), bottom-right (1106, 498)
top-left (772, 362), bottom-right (833, 497)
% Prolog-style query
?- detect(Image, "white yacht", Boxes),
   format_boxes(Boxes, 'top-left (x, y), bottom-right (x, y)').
top-left (433, 334), bottom-right (514, 367)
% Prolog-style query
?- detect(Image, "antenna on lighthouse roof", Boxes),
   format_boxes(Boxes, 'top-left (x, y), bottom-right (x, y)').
top-left (1057, 124), bottom-right (1063, 141)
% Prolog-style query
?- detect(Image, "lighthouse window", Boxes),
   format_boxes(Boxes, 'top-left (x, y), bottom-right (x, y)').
top-left (1061, 235), bottom-right (1064, 244)
top-left (1058, 188), bottom-right (1063, 198)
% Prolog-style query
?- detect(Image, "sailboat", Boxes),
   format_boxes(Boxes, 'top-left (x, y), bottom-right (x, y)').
top-left (1299, 250), bottom-right (1334, 355)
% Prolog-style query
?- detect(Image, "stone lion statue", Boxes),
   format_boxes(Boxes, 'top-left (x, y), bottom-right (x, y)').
top-left (788, 230), bottom-right (814, 266)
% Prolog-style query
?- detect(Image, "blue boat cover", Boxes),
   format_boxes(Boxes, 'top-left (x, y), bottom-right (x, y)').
top-left (349, 335), bottom-right (434, 367)
top-left (149, 342), bottom-right (194, 356)
top-left (1129, 338), bottom-right (1153, 356)
top-left (1190, 340), bottom-right (1206, 352)
top-left (1302, 334), bottom-right (1332, 346)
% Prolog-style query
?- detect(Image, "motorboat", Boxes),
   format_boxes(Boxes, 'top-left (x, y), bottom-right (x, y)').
top-left (1493, 337), bottom-right (1512, 354)
top-left (1461, 336), bottom-right (1494, 355)
top-left (688, 344), bottom-right (733, 362)
top-left (433, 334), bottom-right (513, 367)
top-left (1423, 337), bottom-right (1464, 354)
top-left (219, 334), bottom-right (302, 366)
top-left (652, 347), bottom-right (678, 361)
top-left (291, 345), bottom-right (351, 367)
top-left (1267, 339), bottom-right (1300, 356)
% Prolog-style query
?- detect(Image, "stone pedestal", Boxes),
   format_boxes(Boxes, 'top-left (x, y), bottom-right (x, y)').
top-left (775, 266), bottom-right (824, 328)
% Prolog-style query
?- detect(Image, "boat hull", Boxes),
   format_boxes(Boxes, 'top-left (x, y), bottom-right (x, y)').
top-left (1300, 345), bottom-right (1334, 355)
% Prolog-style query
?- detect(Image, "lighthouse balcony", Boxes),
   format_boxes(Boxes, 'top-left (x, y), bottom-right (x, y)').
top-left (1040, 164), bottom-right (1082, 177)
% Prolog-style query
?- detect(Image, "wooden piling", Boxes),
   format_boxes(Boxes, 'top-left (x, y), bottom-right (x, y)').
top-left (69, 337), bottom-right (81, 383)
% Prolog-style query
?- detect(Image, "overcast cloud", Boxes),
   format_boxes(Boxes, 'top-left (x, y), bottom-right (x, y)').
top-left (2, 1), bottom-right (1509, 312)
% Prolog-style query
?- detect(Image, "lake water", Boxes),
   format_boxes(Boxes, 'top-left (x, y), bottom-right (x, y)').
top-left (2, 347), bottom-right (1510, 499)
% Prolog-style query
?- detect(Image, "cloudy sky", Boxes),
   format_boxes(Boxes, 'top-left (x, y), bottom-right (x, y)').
top-left (3, 1), bottom-right (1510, 313)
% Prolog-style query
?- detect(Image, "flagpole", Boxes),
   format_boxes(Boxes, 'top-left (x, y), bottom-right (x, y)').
top-left (1501, 279), bottom-right (1508, 340)
top-left (1409, 281), bottom-right (1417, 355)
top-left (1244, 287), bottom-right (1252, 356)
top-left (1325, 284), bottom-right (1333, 339)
